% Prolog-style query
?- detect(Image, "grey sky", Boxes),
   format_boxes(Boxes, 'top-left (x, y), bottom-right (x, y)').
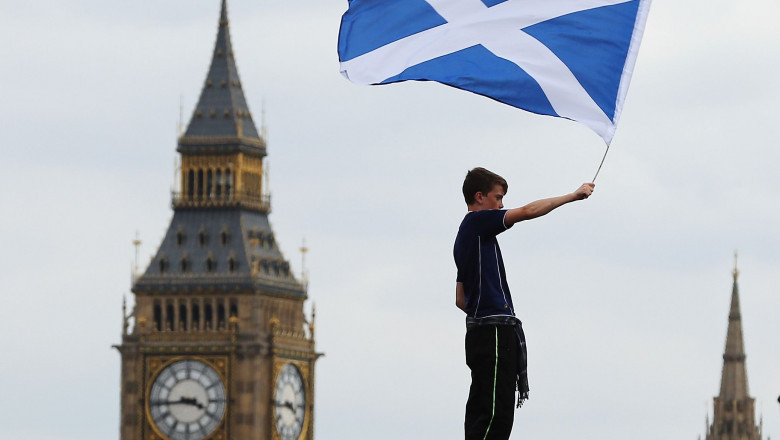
top-left (1, 0), bottom-right (778, 439)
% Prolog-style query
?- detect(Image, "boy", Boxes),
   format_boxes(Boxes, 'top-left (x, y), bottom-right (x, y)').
top-left (454, 167), bottom-right (594, 440)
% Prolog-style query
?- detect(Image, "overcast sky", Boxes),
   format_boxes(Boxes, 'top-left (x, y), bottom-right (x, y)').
top-left (1, 1), bottom-right (779, 439)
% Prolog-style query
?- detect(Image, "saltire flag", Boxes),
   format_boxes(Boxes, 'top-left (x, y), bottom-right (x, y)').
top-left (338, 0), bottom-right (652, 144)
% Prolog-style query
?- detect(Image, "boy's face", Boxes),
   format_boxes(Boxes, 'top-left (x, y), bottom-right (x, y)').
top-left (475, 184), bottom-right (505, 210)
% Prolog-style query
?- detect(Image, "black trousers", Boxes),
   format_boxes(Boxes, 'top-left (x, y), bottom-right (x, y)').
top-left (464, 324), bottom-right (518, 440)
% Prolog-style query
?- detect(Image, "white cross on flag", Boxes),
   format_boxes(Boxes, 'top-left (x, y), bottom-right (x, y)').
top-left (338, 0), bottom-right (652, 144)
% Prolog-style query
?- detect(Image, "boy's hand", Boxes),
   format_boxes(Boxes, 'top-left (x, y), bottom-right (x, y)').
top-left (574, 183), bottom-right (595, 200)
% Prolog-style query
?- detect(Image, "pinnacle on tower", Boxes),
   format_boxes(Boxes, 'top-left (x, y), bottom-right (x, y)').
top-left (179, 0), bottom-right (265, 156)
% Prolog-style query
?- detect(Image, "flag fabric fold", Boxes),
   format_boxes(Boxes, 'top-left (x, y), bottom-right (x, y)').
top-left (338, 0), bottom-right (652, 144)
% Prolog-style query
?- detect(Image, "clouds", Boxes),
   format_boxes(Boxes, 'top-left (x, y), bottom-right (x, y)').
top-left (1, 1), bottom-right (778, 440)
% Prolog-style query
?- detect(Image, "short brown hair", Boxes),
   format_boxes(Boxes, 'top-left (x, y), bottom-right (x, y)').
top-left (462, 167), bottom-right (508, 205)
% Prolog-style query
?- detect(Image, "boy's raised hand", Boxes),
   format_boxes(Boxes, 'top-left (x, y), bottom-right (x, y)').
top-left (575, 183), bottom-right (595, 200)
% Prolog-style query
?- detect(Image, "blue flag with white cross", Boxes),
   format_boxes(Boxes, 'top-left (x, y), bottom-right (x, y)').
top-left (338, 0), bottom-right (652, 144)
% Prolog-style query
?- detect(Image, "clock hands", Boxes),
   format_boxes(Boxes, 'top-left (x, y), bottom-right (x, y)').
top-left (151, 396), bottom-right (206, 409)
top-left (179, 397), bottom-right (205, 410)
top-left (274, 399), bottom-right (296, 412)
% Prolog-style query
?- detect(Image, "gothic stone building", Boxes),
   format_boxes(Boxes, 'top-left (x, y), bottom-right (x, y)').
top-left (114, 2), bottom-right (321, 440)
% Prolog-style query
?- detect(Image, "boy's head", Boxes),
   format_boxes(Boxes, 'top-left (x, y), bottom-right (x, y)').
top-left (462, 167), bottom-right (508, 206)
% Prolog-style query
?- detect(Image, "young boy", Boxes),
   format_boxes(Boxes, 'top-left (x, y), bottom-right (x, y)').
top-left (454, 167), bottom-right (594, 440)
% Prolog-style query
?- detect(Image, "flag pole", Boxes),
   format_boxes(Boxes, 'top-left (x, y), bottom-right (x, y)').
top-left (591, 143), bottom-right (610, 182)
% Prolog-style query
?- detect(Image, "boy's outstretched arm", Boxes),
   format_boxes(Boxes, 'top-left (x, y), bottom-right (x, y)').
top-left (505, 183), bottom-right (594, 226)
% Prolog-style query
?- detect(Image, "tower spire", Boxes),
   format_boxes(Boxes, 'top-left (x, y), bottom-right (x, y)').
top-left (719, 254), bottom-right (748, 400)
top-left (220, 0), bottom-right (228, 23)
top-left (179, 0), bottom-right (265, 156)
top-left (704, 258), bottom-right (762, 440)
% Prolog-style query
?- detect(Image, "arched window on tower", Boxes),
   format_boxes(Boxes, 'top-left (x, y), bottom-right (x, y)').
top-left (207, 169), bottom-right (213, 198)
top-left (216, 169), bottom-right (223, 198)
top-left (229, 301), bottom-right (238, 319)
top-left (187, 170), bottom-right (195, 200)
top-left (197, 169), bottom-right (204, 199)
top-left (158, 256), bottom-right (169, 273)
top-left (179, 302), bottom-right (187, 331)
top-left (153, 303), bottom-right (162, 332)
top-left (176, 227), bottom-right (186, 246)
top-left (180, 255), bottom-right (190, 273)
top-left (217, 302), bottom-right (226, 330)
top-left (206, 254), bottom-right (216, 272)
top-left (229, 300), bottom-right (238, 331)
top-left (228, 256), bottom-right (237, 273)
top-left (191, 302), bottom-right (200, 331)
top-left (225, 169), bottom-right (232, 198)
top-left (204, 303), bottom-right (213, 331)
top-left (165, 302), bottom-right (174, 331)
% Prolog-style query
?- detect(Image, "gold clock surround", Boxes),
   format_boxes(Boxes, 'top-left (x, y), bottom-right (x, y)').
top-left (145, 356), bottom-right (230, 440)
top-left (271, 360), bottom-right (311, 440)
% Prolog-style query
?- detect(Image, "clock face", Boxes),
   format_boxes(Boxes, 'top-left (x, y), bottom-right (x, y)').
top-left (148, 359), bottom-right (226, 440)
top-left (274, 363), bottom-right (306, 440)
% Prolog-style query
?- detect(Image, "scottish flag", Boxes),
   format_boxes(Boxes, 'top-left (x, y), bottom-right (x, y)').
top-left (338, 0), bottom-right (652, 144)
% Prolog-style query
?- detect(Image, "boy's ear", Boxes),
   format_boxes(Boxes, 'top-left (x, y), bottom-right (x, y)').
top-left (474, 191), bottom-right (484, 204)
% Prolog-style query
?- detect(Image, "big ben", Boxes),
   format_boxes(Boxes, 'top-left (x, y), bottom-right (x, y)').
top-left (115, 2), bottom-right (321, 440)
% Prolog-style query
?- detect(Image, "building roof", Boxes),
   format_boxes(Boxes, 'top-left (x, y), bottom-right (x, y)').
top-left (133, 0), bottom-right (303, 298)
top-left (133, 209), bottom-right (305, 298)
top-left (179, 0), bottom-right (265, 156)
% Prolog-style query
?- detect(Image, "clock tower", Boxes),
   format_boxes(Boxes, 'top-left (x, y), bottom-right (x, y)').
top-left (115, 2), bottom-right (321, 440)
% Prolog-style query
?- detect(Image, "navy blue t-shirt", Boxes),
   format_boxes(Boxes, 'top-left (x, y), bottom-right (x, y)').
top-left (454, 209), bottom-right (515, 318)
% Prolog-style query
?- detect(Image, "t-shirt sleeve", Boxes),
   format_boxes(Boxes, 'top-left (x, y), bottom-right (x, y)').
top-left (471, 209), bottom-right (511, 236)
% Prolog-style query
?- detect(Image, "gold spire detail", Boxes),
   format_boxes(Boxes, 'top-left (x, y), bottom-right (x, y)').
top-left (732, 251), bottom-right (739, 280)
top-left (132, 231), bottom-right (142, 285)
top-left (300, 238), bottom-right (309, 292)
